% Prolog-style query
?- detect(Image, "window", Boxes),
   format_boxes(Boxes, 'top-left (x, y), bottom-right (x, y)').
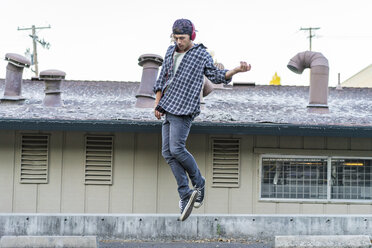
top-left (331, 159), bottom-right (371, 200)
top-left (84, 135), bottom-right (114, 185)
top-left (212, 138), bottom-right (240, 188)
top-left (20, 134), bottom-right (49, 184)
top-left (260, 156), bottom-right (372, 202)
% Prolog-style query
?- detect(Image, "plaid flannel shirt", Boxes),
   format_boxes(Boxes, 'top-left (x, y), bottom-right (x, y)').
top-left (153, 43), bottom-right (231, 118)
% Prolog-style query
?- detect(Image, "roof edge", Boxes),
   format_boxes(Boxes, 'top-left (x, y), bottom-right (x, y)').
top-left (1, 118), bottom-right (372, 137)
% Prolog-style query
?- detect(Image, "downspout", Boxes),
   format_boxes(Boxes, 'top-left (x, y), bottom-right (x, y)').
top-left (287, 51), bottom-right (329, 108)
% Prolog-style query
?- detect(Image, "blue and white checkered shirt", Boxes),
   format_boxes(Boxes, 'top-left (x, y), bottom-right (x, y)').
top-left (153, 43), bottom-right (231, 118)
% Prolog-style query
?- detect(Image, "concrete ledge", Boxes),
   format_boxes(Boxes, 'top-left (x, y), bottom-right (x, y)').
top-left (275, 235), bottom-right (371, 248)
top-left (0, 214), bottom-right (372, 241)
top-left (0, 236), bottom-right (97, 248)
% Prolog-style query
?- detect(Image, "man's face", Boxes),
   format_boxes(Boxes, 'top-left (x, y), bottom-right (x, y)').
top-left (173, 34), bottom-right (192, 52)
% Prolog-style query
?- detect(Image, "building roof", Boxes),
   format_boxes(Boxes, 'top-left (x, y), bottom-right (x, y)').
top-left (342, 64), bottom-right (372, 88)
top-left (1, 79), bottom-right (372, 137)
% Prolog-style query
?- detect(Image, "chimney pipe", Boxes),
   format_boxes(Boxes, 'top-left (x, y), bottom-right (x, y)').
top-left (287, 51), bottom-right (329, 108)
top-left (39, 69), bottom-right (66, 107)
top-left (136, 54), bottom-right (163, 108)
top-left (2, 53), bottom-right (31, 101)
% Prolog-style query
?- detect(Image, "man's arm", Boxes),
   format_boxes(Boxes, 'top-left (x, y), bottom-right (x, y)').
top-left (154, 91), bottom-right (163, 120)
top-left (225, 61), bottom-right (251, 80)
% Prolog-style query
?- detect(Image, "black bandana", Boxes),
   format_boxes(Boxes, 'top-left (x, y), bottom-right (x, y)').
top-left (172, 19), bottom-right (193, 38)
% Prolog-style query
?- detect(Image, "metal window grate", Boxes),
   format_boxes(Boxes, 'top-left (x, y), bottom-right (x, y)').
top-left (212, 138), bottom-right (240, 188)
top-left (85, 136), bottom-right (113, 185)
top-left (331, 159), bottom-right (372, 200)
top-left (20, 134), bottom-right (49, 184)
top-left (261, 157), bottom-right (328, 199)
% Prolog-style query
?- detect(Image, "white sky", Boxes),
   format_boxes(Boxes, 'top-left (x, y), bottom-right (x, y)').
top-left (1, 0), bottom-right (372, 86)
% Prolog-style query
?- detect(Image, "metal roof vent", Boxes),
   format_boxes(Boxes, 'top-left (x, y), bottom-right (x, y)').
top-left (287, 51), bottom-right (329, 109)
top-left (1, 53), bottom-right (31, 101)
top-left (136, 54), bottom-right (163, 108)
top-left (39, 69), bottom-right (66, 107)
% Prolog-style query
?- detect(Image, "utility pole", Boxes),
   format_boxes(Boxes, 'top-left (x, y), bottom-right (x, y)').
top-left (18, 25), bottom-right (51, 77)
top-left (300, 27), bottom-right (320, 51)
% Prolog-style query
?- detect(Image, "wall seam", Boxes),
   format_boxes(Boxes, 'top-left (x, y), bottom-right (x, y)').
top-left (131, 133), bottom-right (137, 213)
top-left (11, 131), bottom-right (17, 213)
top-left (59, 131), bottom-right (65, 213)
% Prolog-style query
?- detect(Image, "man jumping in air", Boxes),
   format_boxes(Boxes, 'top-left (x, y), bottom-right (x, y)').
top-left (154, 18), bottom-right (251, 221)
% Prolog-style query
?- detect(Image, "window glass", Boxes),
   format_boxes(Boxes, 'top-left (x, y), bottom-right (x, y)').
top-left (261, 157), bottom-right (328, 199)
top-left (331, 159), bottom-right (372, 200)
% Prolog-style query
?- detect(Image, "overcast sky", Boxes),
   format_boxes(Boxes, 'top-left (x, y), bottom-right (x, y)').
top-left (1, 0), bottom-right (372, 86)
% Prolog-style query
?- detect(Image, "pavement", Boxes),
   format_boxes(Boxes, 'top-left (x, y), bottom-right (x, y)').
top-left (98, 239), bottom-right (273, 248)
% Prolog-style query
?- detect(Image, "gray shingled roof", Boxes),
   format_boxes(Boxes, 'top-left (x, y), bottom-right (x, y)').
top-left (0, 79), bottom-right (372, 136)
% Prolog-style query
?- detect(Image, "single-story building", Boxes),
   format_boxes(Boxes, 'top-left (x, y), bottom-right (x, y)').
top-left (0, 76), bottom-right (371, 216)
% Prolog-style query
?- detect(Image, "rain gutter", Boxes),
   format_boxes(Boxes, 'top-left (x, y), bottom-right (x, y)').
top-left (0, 118), bottom-right (372, 138)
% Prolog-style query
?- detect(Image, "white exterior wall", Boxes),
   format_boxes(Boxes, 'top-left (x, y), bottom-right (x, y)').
top-left (0, 130), bottom-right (371, 214)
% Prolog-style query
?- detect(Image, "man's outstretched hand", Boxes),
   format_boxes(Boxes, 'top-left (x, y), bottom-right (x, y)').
top-left (225, 61), bottom-right (251, 80)
top-left (235, 61), bottom-right (251, 73)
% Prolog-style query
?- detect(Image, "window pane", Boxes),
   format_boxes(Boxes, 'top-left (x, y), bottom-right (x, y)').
top-left (261, 157), bottom-right (327, 199)
top-left (331, 159), bottom-right (372, 200)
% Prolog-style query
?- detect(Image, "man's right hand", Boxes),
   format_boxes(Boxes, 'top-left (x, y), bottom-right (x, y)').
top-left (154, 108), bottom-right (164, 120)
top-left (154, 91), bottom-right (163, 120)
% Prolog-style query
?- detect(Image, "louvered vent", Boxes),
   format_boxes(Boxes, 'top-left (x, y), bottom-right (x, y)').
top-left (20, 134), bottom-right (49, 184)
top-left (85, 136), bottom-right (113, 185)
top-left (212, 138), bottom-right (240, 188)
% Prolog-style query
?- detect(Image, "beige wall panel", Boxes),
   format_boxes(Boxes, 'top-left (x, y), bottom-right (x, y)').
top-left (348, 204), bottom-right (372, 214)
top-left (205, 135), bottom-right (229, 213)
top-left (276, 203), bottom-right (301, 214)
top-left (279, 136), bottom-right (303, 149)
top-left (110, 133), bottom-right (135, 213)
top-left (327, 137), bottom-right (349, 150)
top-left (230, 136), bottom-right (254, 214)
top-left (324, 204), bottom-right (348, 214)
top-left (350, 138), bottom-right (372, 151)
top-left (61, 132), bottom-right (85, 213)
top-left (188, 134), bottom-right (207, 214)
top-left (254, 202), bottom-right (277, 214)
top-left (37, 131), bottom-right (63, 213)
top-left (133, 133), bottom-right (158, 213)
top-left (85, 185), bottom-right (110, 213)
top-left (206, 187), bottom-right (229, 213)
top-left (301, 203), bottom-right (325, 214)
top-left (13, 132), bottom-right (37, 213)
top-left (157, 156), bottom-right (178, 213)
top-left (255, 136), bottom-right (279, 148)
top-left (0, 131), bottom-right (15, 212)
top-left (304, 137), bottom-right (326, 149)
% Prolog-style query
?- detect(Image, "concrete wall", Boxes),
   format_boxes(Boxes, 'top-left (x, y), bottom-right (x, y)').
top-left (0, 214), bottom-right (371, 240)
top-left (0, 130), bottom-right (372, 214)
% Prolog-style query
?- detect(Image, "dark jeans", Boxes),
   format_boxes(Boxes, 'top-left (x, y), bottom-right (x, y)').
top-left (161, 113), bottom-right (204, 201)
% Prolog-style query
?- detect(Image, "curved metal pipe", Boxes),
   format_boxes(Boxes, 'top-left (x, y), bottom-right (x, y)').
top-left (287, 51), bottom-right (329, 108)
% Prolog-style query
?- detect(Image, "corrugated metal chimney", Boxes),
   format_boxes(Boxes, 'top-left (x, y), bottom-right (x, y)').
top-left (287, 51), bottom-right (329, 108)
top-left (136, 54), bottom-right (163, 108)
top-left (2, 53), bottom-right (31, 101)
top-left (39, 69), bottom-right (66, 107)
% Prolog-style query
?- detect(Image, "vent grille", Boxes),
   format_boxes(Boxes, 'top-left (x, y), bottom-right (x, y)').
top-left (212, 138), bottom-right (240, 188)
top-left (85, 136), bottom-right (113, 185)
top-left (20, 134), bottom-right (49, 184)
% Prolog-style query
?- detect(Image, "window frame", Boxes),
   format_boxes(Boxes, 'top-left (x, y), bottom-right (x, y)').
top-left (259, 154), bottom-right (372, 204)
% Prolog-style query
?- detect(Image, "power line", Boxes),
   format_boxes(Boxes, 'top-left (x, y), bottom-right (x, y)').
top-left (18, 25), bottom-right (51, 77)
top-left (300, 27), bottom-right (320, 51)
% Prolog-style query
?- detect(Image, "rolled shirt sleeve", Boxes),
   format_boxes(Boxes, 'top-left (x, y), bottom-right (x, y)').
top-left (203, 54), bottom-right (232, 85)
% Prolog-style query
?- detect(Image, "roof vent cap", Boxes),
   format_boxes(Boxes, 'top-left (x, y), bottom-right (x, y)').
top-left (39, 69), bottom-right (66, 81)
top-left (5, 53), bottom-right (31, 68)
